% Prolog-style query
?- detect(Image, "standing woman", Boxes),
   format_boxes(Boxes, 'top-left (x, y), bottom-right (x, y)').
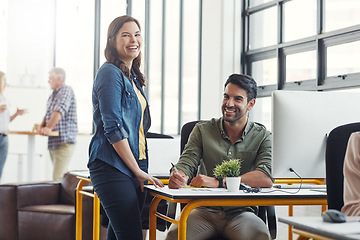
top-left (0, 71), bottom-right (26, 182)
top-left (88, 15), bottom-right (164, 240)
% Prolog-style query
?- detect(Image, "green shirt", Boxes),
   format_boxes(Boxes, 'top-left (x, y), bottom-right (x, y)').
top-left (174, 117), bottom-right (273, 216)
top-left (176, 117), bottom-right (272, 180)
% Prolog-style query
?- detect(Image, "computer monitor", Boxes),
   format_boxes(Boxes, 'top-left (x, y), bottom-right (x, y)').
top-left (271, 90), bottom-right (360, 178)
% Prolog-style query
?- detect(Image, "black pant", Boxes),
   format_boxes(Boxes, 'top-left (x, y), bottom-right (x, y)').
top-left (89, 159), bottom-right (146, 240)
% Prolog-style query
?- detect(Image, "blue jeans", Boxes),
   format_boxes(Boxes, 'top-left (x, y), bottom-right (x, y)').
top-left (0, 135), bottom-right (9, 181)
top-left (89, 159), bottom-right (146, 240)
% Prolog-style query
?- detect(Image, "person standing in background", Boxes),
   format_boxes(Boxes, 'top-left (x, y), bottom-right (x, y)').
top-left (88, 15), bottom-right (164, 240)
top-left (39, 67), bottom-right (77, 180)
top-left (0, 71), bottom-right (27, 182)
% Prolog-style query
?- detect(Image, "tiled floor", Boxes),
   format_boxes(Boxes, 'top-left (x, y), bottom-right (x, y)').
top-left (144, 229), bottom-right (167, 240)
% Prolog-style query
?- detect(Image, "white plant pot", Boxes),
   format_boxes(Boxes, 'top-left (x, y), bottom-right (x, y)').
top-left (226, 177), bottom-right (241, 192)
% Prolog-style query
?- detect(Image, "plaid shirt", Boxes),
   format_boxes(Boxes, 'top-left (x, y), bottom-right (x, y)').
top-left (45, 85), bottom-right (78, 150)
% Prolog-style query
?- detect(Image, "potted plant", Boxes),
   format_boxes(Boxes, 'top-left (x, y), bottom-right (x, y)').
top-left (213, 159), bottom-right (243, 192)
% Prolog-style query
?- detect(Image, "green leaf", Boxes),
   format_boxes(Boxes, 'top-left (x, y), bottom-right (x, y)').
top-left (213, 158), bottom-right (243, 177)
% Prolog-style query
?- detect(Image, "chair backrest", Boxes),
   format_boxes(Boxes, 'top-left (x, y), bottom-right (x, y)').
top-left (180, 120), bottom-right (209, 175)
top-left (146, 132), bottom-right (174, 139)
top-left (180, 121), bottom-right (201, 154)
top-left (325, 122), bottom-right (360, 210)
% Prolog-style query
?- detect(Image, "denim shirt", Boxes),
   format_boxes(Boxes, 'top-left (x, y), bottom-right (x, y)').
top-left (88, 62), bottom-right (151, 178)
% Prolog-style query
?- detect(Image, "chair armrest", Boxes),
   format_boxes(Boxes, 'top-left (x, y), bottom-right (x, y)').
top-left (17, 181), bottom-right (61, 208)
top-left (258, 206), bottom-right (277, 239)
top-left (0, 185), bottom-right (18, 239)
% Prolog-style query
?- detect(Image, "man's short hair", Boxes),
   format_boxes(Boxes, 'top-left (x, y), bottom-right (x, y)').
top-left (49, 67), bottom-right (66, 82)
top-left (224, 74), bottom-right (258, 102)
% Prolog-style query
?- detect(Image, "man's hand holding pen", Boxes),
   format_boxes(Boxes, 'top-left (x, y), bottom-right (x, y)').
top-left (169, 163), bottom-right (189, 189)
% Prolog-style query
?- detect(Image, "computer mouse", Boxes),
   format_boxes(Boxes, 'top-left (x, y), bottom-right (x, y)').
top-left (322, 209), bottom-right (346, 223)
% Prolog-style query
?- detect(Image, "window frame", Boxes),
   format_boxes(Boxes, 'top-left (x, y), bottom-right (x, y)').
top-left (242, 0), bottom-right (360, 99)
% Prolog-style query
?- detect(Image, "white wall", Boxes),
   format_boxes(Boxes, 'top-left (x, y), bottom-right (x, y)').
top-left (7, 0), bottom-right (54, 88)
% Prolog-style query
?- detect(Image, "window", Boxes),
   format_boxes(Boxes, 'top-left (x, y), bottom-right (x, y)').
top-left (327, 40), bottom-right (360, 77)
top-left (325, 0), bottom-right (360, 32)
top-left (0, 0), bottom-right (8, 70)
top-left (181, 0), bottom-right (200, 126)
top-left (243, 0), bottom-right (360, 130)
top-left (283, 0), bottom-right (317, 42)
top-left (0, 0), bottom-right (202, 135)
top-left (248, 6), bottom-right (277, 50)
top-left (55, 0), bottom-right (95, 133)
top-left (286, 51), bottom-right (316, 83)
top-left (146, 0), bottom-right (201, 134)
top-left (0, 0), bottom-right (56, 131)
top-left (99, 0), bottom-right (127, 67)
top-left (252, 58), bottom-right (277, 86)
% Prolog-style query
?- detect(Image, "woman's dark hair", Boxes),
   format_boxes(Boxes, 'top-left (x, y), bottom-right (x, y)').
top-left (224, 74), bottom-right (258, 102)
top-left (104, 15), bottom-right (146, 87)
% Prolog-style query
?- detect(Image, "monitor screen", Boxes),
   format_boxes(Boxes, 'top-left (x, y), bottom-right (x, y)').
top-left (271, 90), bottom-right (360, 178)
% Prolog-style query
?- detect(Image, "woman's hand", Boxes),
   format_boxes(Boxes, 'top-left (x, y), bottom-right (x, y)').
top-left (111, 139), bottom-right (165, 191)
top-left (16, 108), bottom-right (27, 116)
top-left (10, 108), bottom-right (28, 122)
top-left (134, 170), bottom-right (164, 192)
top-left (0, 104), bottom-right (6, 113)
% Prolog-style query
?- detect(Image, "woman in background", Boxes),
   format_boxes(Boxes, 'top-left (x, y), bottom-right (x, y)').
top-left (88, 16), bottom-right (163, 240)
top-left (342, 131), bottom-right (360, 216)
top-left (0, 71), bottom-right (27, 182)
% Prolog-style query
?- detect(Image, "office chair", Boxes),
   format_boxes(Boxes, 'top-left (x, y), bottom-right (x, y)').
top-left (325, 122), bottom-right (360, 211)
top-left (167, 120), bottom-right (277, 239)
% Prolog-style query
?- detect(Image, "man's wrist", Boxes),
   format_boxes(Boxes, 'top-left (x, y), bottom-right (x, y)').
top-left (216, 177), bottom-right (224, 188)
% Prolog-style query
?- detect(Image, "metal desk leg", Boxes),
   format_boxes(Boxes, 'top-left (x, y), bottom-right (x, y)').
top-left (289, 205), bottom-right (293, 240)
top-left (149, 197), bottom-right (162, 240)
top-left (27, 135), bottom-right (35, 181)
top-left (76, 179), bottom-right (86, 240)
top-left (93, 192), bottom-right (100, 240)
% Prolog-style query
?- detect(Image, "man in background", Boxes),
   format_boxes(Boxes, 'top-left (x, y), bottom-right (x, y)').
top-left (39, 67), bottom-right (77, 180)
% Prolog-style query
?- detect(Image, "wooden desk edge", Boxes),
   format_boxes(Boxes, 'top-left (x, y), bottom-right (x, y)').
top-left (149, 191), bottom-right (327, 206)
top-left (7, 130), bottom-right (59, 136)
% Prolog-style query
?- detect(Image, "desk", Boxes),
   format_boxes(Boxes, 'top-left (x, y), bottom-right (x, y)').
top-left (73, 170), bottom-right (169, 240)
top-left (7, 130), bottom-right (58, 181)
top-left (274, 178), bottom-right (327, 240)
top-left (146, 186), bottom-right (327, 240)
top-left (279, 216), bottom-right (360, 240)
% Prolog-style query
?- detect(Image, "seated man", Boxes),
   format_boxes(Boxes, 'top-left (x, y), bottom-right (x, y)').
top-left (166, 74), bottom-right (273, 240)
top-left (342, 131), bottom-right (360, 216)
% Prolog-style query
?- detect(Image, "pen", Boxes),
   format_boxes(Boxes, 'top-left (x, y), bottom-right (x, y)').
top-left (171, 163), bottom-right (181, 175)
